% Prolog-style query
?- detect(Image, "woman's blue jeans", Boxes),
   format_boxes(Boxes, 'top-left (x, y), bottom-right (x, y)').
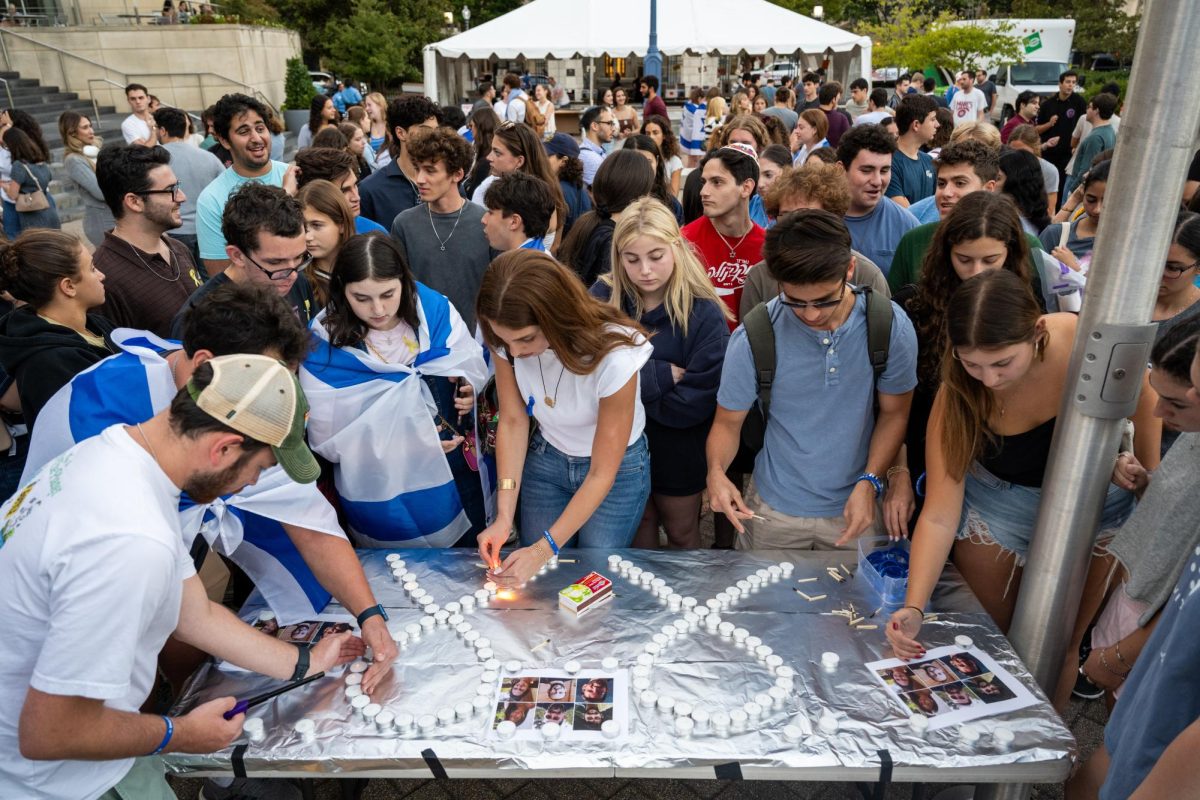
top-left (519, 431), bottom-right (650, 549)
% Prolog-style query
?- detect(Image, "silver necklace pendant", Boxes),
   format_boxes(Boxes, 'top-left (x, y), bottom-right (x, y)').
top-left (440, 244), bottom-right (446, 251)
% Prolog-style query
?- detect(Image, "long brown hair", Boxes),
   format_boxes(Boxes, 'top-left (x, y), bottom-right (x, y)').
top-left (324, 234), bottom-right (419, 349)
top-left (493, 122), bottom-right (567, 227)
top-left (911, 192), bottom-right (1030, 389)
top-left (476, 250), bottom-right (647, 375)
top-left (297, 179), bottom-right (355, 308)
top-left (939, 270), bottom-right (1043, 480)
top-left (59, 111), bottom-right (99, 161)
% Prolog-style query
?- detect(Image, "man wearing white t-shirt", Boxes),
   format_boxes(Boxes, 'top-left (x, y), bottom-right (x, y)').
top-left (120, 83), bottom-right (159, 146)
top-left (0, 355), bottom-right (363, 800)
top-left (950, 71), bottom-right (986, 127)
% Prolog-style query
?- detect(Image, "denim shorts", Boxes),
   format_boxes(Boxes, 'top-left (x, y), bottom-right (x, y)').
top-left (957, 461), bottom-right (1134, 560)
top-left (519, 431), bottom-right (650, 549)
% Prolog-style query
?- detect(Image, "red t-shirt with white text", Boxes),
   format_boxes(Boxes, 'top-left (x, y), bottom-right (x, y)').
top-left (682, 216), bottom-right (765, 328)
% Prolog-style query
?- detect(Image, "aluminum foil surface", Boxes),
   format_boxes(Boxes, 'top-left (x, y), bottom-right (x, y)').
top-left (165, 549), bottom-right (1074, 782)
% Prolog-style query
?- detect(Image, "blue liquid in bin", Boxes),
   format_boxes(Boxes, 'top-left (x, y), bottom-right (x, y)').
top-left (856, 536), bottom-right (909, 609)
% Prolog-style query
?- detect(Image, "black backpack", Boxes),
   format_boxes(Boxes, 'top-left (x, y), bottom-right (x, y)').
top-left (740, 286), bottom-right (893, 454)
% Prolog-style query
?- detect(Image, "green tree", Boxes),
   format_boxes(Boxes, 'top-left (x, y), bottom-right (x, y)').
top-left (324, 0), bottom-right (423, 85)
top-left (283, 56), bottom-right (317, 110)
top-left (906, 19), bottom-right (1025, 73)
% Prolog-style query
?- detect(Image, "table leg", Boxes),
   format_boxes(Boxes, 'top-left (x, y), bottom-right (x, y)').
top-left (339, 778), bottom-right (369, 800)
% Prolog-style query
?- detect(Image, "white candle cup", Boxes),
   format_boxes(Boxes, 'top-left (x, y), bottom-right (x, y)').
top-left (768, 686), bottom-right (788, 707)
top-left (504, 659), bottom-right (522, 673)
top-left (349, 661), bottom-right (368, 674)
top-left (673, 619), bottom-right (690, 635)
top-left (821, 652), bottom-right (840, 671)
top-left (711, 711), bottom-right (731, 736)
top-left (436, 707), bottom-right (455, 726)
top-left (729, 709), bottom-right (748, 732)
top-left (727, 586), bottom-right (743, 601)
top-left (405, 623), bottom-right (422, 641)
top-left (395, 712), bottom-right (415, 732)
top-left (483, 658), bottom-right (501, 671)
top-left (705, 598), bottom-right (722, 613)
top-left (694, 605), bottom-right (710, 620)
top-left (639, 689), bottom-right (658, 707)
top-left (455, 622), bottom-right (472, 638)
top-left (476, 683), bottom-right (494, 697)
top-left (602, 657), bottom-right (619, 670)
top-left (385, 553), bottom-right (402, 564)
top-left (705, 615), bottom-right (721, 631)
top-left (411, 588), bottom-right (428, 602)
top-left (767, 565), bottom-right (783, 580)
top-left (434, 610), bottom-right (450, 626)
top-left (464, 630), bottom-right (480, 646)
top-left (661, 624), bottom-right (678, 639)
top-left (391, 568), bottom-right (406, 582)
top-left (683, 611), bottom-right (700, 628)
top-left (473, 589), bottom-right (490, 606)
top-left (639, 571), bottom-right (655, 585)
top-left (403, 580), bottom-right (419, 594)
top-left (656, 695), bottom-right (676, 715)
top-left (718, 621), bottom-right (736, 638)
top-left (295, 718), bottom-right (316, 743)
top-left (419, 615), bottom-right (435, 631)
top-left (779, 561), bottom-right (794, 574)
top-left (632, 664), bottom-right (652, 679)
top-left (909, 713), bottom-right (929, 737)
top-left (541, 721), bottom-right (562, 740)
top-left (484, 581), bottom-right (498, 595)
top-left (691, 708), bottom-right (710, 733)
top-left (345, 673), bottom-right (363, 687)
top-left (444, 601), bottom-right (461, 615)
top-left (644, 643), bottom-right (661, 661)
top-left (744, 701), bottom-right (764, 720)
top-left (633, 676), bottom-right (650, 692)
top-left (776, 665), bottom-right (795, 679)
top-left (993, 727), bottom-right (1015, 750)
top-left (755, 644), bottom-right (773, 660)
top-left (674, 716), bottom-right (695, 737)
top-left (747, 575), bottom-right (763, 589)
top-left (460, 595), bottom-right (476, 612)
top-left (563, 660), bottom-right (581, 675)
top-left (755, 568), bottom-right (771, 581)
top-left (351, 694), bottom-right (370, 714)
top-left (732, 628), bottom-right (749, 644)
top-left (783, 724), bottom-right (803, 742)
top-left (447, 614), bottom-right (465, 628)
top-left (423, 603), bottom-right (440, 616)
top-left (745, 636), bottom-right (763, 651)
top-left (618, 559), bottom-right (633, 573)
top-left (476, 647), bottom-right (494, 662)
top-left (674, 700), bottom-right (694, 718)
top-left (344, 685), bottom-right (363, 700)
top-left (242, 717), bottom-right (265, 743)
top-left (495, 720), bottom-right (516, 740)
top-left (474, 637), bottom-right (492, 651)
top-left (601, 719), bottom-right (620, 739)
top-left (736, 579), bottom-right (752, 593)
top-left (667, 595), bottom-right (682, 611)
top-left (608, 554), bottom-right (622, 568)
top-left (391, 630), bottom-right (409, 649)
top-left (766, 654), bottom-right (784, 671)
top-left (716, 592), bottom-right (732, 609)
top-left (955, 635), bottom-right (974, 649)
top-left (472, 696), bottom-right (491, 716)
top-left (480, 670), bottom-right (498, 684)
top-left (775, 676), bottom-right (795, 691)
top-left (376, 710), bottom-right (395, 733)
top-left (652, 633), bottom-right (669, 648)
top-left (628, 566), bottom-right (643, 581)
top-left (818, 711), bottom-right (839, 735)
top-left (362, 703), bottom-right (381, 723)
top-left (960, 724), bottom-right (981, 744)
top-left (681, 596), bottom-right (698, 611)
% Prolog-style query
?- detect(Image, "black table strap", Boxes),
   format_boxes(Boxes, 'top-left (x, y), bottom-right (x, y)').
top-left (714, 761), bottom-right (744, 780)
top-left (421, 747), bottom-right (448, 780)
top-left (231, 743), bottom-right (248, 779)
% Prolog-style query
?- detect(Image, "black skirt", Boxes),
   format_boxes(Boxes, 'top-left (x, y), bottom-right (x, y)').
top-left (645, 416), bottom-right (711, 496)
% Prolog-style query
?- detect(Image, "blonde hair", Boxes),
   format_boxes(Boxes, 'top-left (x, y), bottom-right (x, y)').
top-left (949, 120), bottom-right (1001, 149)
top-left (601, 197), bottom-right (733, 335)
top-left (705, 96), bottom-right (727, 121)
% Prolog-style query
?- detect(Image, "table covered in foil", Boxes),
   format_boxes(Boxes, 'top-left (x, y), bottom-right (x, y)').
top-left (164, 548), bottom-right (1075, 784)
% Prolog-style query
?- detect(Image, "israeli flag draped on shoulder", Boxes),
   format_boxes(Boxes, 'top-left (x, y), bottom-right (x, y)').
top-left (24, 328), bottom-right (345, 622)
top-left (301, 282), bottom-right (491, 547)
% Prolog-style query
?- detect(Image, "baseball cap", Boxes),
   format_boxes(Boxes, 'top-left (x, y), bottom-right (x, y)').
top-left (187, 353), bottom-right (320, 484)
top-left (544, 132), bottom-right (580, 160)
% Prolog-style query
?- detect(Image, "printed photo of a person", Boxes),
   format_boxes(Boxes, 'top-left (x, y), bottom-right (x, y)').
top-left (538, 679), bottom-right (573, 703)
top-left (535, 703), bottom-right (573, 726)
top-left (878, 665), bottom-right (917, 692)
top-left (910, 659), bottom-right (955, 689)
top-left (901, 688), bottom-right (942, 718)
top-left (573, 703), bottom-right (613, 731)
top-left (495, 701), bottom-right (535, 729)
top-left (947, 652), bottom-right (986, 679)
top-left (934, 681), bottom-right (980, 709)
top-left (577, 677), bottom-right (611, 703)
top-left (502, 676), bottom-right (539, 702)
top-left (969, 674), bottom-right (1016, 703)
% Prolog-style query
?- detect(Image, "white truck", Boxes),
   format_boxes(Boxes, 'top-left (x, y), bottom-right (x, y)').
top-left (947, 18), bottom-right (1075, 125)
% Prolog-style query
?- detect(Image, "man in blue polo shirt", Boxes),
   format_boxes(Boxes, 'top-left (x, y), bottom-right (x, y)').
top-left (837, 124), bottom-right (919, 274)
top-left (707, 209), bottom-right (917, 549)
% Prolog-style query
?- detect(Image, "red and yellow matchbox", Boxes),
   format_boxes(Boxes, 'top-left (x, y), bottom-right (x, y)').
top-left (558, 571), bottom-right (614, 616)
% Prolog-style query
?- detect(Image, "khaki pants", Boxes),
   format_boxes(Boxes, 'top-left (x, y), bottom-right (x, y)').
top-left (736, 481), bottom-right (883, 550)
top-left (98, 757), bottom-right (175, 800)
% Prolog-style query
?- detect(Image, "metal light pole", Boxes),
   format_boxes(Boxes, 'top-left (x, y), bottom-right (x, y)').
top-left (644, 0), bottom-right (662, 83)
top-left (975, 0), bottom-right (1200, 796)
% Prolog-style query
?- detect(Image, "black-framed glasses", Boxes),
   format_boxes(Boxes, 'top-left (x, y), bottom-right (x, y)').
top-left (1164, 260), bottom-right (1199, 277)
top-left (778, 282), bottom-right (847, 311)
top-left (135, 183), bottom-right (184, 200)
top-left (243, 249), bottom-right (312, 281)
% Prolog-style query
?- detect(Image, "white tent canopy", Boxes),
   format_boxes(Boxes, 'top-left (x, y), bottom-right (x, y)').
top-left (423, 0), bottom-right (871, 103)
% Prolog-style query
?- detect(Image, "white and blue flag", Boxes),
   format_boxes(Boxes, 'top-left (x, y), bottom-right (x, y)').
top-left (24, 329), bottom-right (346, 622)
top-left (301, 283), bottom-right (491, 547)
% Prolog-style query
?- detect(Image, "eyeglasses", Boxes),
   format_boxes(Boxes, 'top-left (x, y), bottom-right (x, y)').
top-left (1164, 260), bottom-right (1199, 277)
top-left (243, 249), bottom-right (312, 281)
top-left (777, 283), bottom-right (846, 311)
top-left (135, 183), bottom-right (184, 200)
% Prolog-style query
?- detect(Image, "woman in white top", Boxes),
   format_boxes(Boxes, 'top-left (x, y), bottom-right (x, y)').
top-left (533, 83), bottom-right (556, 137)
top-left (301, 234), bottom-right (489, 548)
top-left (476, 250), bottom-right (652, 585)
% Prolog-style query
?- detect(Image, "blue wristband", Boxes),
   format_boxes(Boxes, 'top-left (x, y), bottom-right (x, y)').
top-left (857, 472), bottom-right (883, 498)
top-left (541, 530), bottom-right (559, 556)
top-left (149, 715), bottom-right (173, 755)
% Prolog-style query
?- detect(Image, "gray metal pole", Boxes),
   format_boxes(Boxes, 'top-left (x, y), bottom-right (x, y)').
top-left (976, 1), bottom-right (1200, 798)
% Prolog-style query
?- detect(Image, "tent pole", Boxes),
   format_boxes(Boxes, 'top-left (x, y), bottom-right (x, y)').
top-left (589, 56), bottom-right (595, 105)
top-left (975, 0), bottom-right (1200, 795)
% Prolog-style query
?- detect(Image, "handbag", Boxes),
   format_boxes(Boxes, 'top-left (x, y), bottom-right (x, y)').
top-left (15, 163), bottom-right (49, 213)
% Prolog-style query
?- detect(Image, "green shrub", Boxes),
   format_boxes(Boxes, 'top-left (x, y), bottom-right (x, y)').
top-left (284, 56), bottom-right (317, 112)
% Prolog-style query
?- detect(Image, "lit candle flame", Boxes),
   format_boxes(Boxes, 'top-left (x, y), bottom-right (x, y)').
top-left (496, 589), bottom-right (517, 601)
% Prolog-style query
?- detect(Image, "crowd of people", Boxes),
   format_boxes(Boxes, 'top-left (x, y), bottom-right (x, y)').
top-left (0, 66), bottom-right (1197, 799)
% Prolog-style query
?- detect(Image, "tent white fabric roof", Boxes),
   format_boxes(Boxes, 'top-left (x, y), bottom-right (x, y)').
top-left (428, 0), bottom-right (868, 59)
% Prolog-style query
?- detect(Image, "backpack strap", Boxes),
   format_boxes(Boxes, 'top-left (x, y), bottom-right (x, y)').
top-left (862, 286), bottom-right (892, 381)
top-left (742, 302), bottom-right (776, 421)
